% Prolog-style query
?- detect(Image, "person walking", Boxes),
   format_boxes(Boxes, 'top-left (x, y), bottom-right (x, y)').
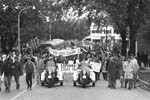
top-left (130, 54), bottom-right (140, 88)
top-left (24, 57), bottom-right (35, 90)
top-left (102, 57), bottom-right (108, 81)
top-left (124, 57), bottom-right (134, 90)
top-left (12, 57), bottom-right (23, 90)
top-left (36, 56), bottom-right (44, 84)
top-left (107, 57), bottom-right (118, 89)
top-left (3, 57), bottom-right (13, 93)
top-left (118, 56), bottom-right (125, 88)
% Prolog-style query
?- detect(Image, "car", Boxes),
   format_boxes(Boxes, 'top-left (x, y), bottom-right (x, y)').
top-left (73, 68), bottom-right (96, 88)
top-left (41, 68), bottom-right (64, 88)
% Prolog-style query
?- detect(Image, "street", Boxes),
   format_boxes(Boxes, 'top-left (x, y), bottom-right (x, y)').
top-left (0, 74), bottom-right (150, 100)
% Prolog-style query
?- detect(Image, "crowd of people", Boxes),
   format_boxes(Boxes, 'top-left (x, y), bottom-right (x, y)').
top-left (0, 45), bottom-right (140, 93)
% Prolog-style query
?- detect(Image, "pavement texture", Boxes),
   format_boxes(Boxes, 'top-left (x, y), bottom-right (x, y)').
top-left (0, 74), bottom-right (150, 100)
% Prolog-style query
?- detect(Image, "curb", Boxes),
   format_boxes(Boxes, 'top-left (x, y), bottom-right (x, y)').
top-left (138, 78), bottom-right (150, 87)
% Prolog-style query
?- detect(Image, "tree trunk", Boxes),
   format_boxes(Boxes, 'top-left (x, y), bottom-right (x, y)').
top-left (120, 30), bottom-right (127, 56)
top-left (1, 34), bottom-right (9, 54)
top-left (129, 28), bottom-right (136, 56)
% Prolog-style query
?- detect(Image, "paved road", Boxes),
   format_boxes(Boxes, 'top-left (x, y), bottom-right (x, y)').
top-left (0, 74), bottom-right (150, 100)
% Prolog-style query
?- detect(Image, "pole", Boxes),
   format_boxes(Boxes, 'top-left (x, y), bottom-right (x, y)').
top-left (18, 12), bottom-right (21, 54)
top-left (106, 26), bottom-right (108, 50)
top-left (18, 6), bottom-right (32, 54)
top-left (49, 22), bottom-right (52, 41)
top-left (135, 40), bottom-right (137, 57)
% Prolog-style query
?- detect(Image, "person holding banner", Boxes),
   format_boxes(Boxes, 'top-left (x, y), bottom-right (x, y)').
top-left (90, 57), bottom-right (102, 81)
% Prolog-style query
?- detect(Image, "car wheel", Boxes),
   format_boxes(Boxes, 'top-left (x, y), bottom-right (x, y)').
top-left (48, 82), bottom-right (52, 88)
top-left (92, 82), bottom-right (95, 87)
top-left (41, 82), bottom-right (44, 86)
top-left (60, 81), bottom-right (63, 86)
top-left (73, 82), bottom-right (76, 86)
top-left (82, 84), bottom-right (86, 88)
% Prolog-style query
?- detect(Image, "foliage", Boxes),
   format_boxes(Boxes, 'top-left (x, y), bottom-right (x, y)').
top-left (0, 0), bottom-right (150, 55)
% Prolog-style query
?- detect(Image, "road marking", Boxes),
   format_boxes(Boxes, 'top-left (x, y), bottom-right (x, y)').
top-left (10, 82), bottom-right (37, 100)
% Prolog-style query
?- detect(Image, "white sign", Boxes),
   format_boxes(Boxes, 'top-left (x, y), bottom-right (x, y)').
top-left (57, 63), bottom-right (78, 73)
top-left (90, 62), bottom-right (102, 72)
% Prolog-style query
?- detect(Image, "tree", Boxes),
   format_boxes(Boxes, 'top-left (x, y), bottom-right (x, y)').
top-left (0, 0), bottom-right (63, 53)
top-left (0, 1), bottom-right (18, 54)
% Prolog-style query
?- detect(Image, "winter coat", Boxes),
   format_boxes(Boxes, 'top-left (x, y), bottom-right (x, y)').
top-left (3, 60), bottom-right (13, 76)
top-left (131, 58), bottom-right (140, 74)
top-left (0, 60), bottom-right (4, 75)
top-left (12, 61), bottom-right (23, 76)
top-left (123, 61), bottom-right (134, 79)
top-left (107, 60), bottom-right (118, 80)
top-left (25, 62), bottom-right (35, 74)
top-left (102, 60), bottom-right (107, 73)
top-left (117, 60), bottom-right (124, 76)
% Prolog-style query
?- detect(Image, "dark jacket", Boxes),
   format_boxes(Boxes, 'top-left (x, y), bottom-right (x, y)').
top-left (108, 60), bottom-right (118, 80)
top-left (0, 60), bottom-right (4, 75)
top-left (118, 60), bottom-right (124, 76)
top-left (12, 61), bottom-right (23, 76)
top-left (25, 62), bottom-right (34, 74)
top-left (3, 60), bottom-right (13, 76)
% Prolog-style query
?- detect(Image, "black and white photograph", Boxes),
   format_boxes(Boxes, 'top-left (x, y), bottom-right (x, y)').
top-left (0, 0), bottom-right (150, 100)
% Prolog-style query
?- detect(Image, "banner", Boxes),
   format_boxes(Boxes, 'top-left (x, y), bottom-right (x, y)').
top-left (48, 48), bottom-right (81, 56)
top-left (57, 63), bottom-right (78, 73)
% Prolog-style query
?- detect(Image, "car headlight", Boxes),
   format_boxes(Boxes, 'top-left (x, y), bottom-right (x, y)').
top-left (48, 75), bottom-right (52, 78)
top-left (83, 75), bottom-right (86, 79)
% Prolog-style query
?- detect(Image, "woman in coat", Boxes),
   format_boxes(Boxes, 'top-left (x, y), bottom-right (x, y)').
top-left (123, 57), bottom-right (134, 90)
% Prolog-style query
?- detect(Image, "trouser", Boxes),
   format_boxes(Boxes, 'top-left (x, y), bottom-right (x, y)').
top-left (26, 73), bottom-right (33, 88)
top-left (120, 76), bottom-right (124, 88)
top-left (125, 79), bottom-right (133, 89)
top-left (57, 71), bottom-right (63, 81)
top-left (14, 75), bottom-right (20, 90)
top-left (133, 74), bottom-right (138, 88)
top-left (94, 72), bottom-right (100, 81)
top-left (109, 78), bottom-right (116, 88)
top-left (73, 70), bottom-right (80, 81)
top-left (103, 72), bottom-right (108, 80)
top-left (108, 74), bottom-right (116, 88)
top-left (36, 72), bottom-right (41, 84)
top-left (4, 75), bottom-right (12, 92)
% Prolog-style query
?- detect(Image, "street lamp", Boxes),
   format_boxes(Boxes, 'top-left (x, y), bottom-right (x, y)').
top-left (18, 6), bottom-right (35, 54)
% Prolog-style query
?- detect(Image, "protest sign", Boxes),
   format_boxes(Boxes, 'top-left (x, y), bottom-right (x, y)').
top-left (57, 63), bottom-right (78, 73)
top-left (90, 62), bottom-right (102, 72)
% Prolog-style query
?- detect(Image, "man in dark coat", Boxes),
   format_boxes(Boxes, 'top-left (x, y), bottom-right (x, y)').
top-left (117, 56), bottom-right (124, 88)
top-left (24, 57), bottom-right (35, 90)
top-left (3, 57), bottom-right (13, 93)
top-left (107, 57), bottom-right (118, 89)
top-left (12, 57), bottom-right (23, 90)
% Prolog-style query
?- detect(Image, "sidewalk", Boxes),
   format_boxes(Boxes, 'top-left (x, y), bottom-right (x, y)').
top-left (138, 67), bottom-right (150, 91)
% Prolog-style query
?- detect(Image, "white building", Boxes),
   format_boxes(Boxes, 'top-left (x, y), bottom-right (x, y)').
top-left (83, 22), bottom-right (121, 42)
